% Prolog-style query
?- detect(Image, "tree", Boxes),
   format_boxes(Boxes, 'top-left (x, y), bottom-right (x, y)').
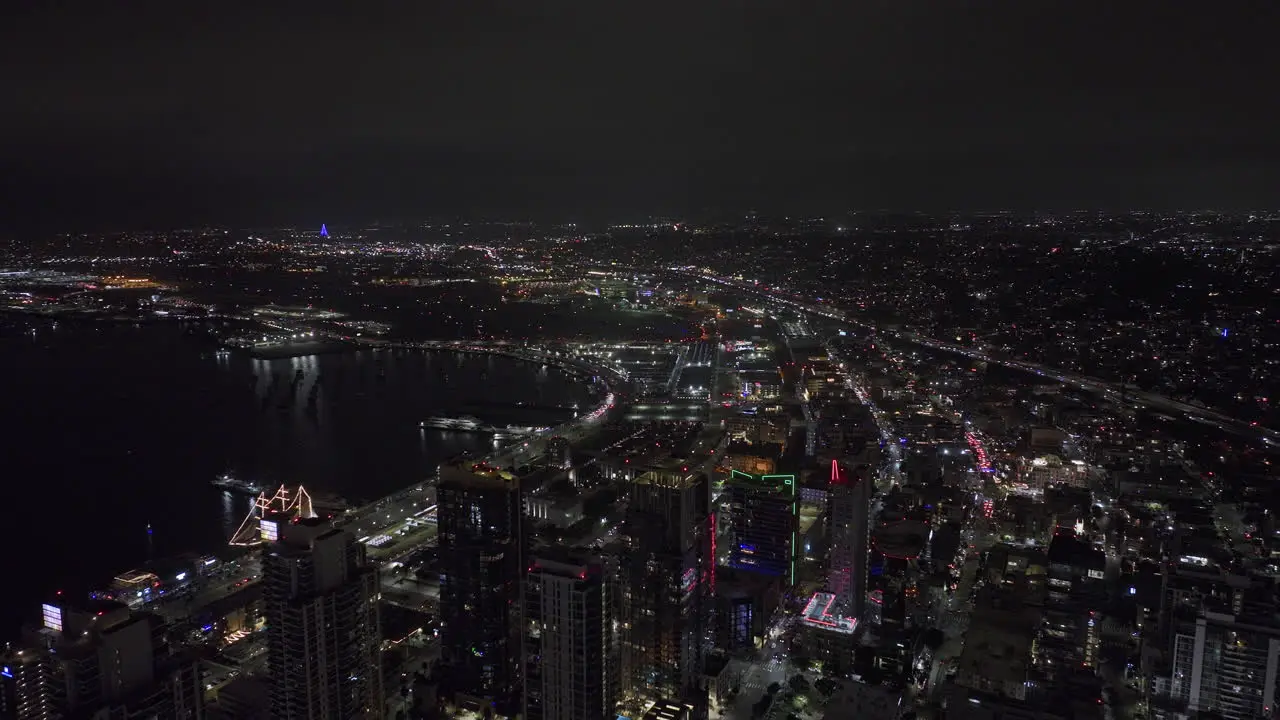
top-left (788, 674), bottom-right (810, 694)
top-left (814, 677), bottom-right (837, 696)
top-left (767, 681), bottom-right (782, 696)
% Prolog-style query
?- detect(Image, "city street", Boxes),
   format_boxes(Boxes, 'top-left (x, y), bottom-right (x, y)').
top-left (915, 491), bottom-right (997, 715)
top-left (342, 485), bottom-right (436, 543)
top-left (717, 614), bottom-right (794, 720)
top-left (386, 639), bottom-right (442, 717)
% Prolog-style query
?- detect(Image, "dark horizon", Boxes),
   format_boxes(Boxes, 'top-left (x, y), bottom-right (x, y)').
top-left (9, 203), bottom-right (1280, 241)
top-left (2, 1), bottom-right (1278, 234)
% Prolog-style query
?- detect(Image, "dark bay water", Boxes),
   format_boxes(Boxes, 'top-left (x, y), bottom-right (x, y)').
top-left (0, 317), bottom-right (597, 634)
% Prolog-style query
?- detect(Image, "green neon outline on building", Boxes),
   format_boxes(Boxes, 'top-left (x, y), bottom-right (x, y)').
top-left (728, 469), bottom-right (797, 586)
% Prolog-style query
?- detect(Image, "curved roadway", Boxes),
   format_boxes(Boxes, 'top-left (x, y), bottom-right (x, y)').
top-left (338, 339), bottom-right (627, 553)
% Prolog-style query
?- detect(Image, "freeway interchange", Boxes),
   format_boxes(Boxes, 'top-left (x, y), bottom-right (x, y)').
top-left (688, 271), bottom-right (1278, 447)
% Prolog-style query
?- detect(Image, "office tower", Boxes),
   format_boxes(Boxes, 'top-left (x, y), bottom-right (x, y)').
top-left (262, 515), bottom-right (383, 719)
top-left (714, 568), bottom-right (782, 651)
top-left (524, 553), bottom-right (620, 720)
top-left (547, 436), bottom-right (571, 470)
top-left (724, 470), bottom-right (797, 586)
top-left (1157, 563), bottom-right (1251, 650)
top-left (1035, 532), bottom-right (1106, 676)
top-left (0, 598), bottom-right (204, 719)
top-left (0, 650), bottom-right (41, 719)
top-left (827, 459), bottom-right (871, 618)
top-left (547, 436), bottom-right (577, 486)
top-left (1167, 611), bottom-right (1280, 720)
top-left (437, 461), bottom-right (524, 713)
top-left (622, 469), bottom-right (712, 706)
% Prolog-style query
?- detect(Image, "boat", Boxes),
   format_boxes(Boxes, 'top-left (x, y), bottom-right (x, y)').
top-left (211, 474), bottom-right (264, 496)
top-left (420, 416), bottom-right (484, 431)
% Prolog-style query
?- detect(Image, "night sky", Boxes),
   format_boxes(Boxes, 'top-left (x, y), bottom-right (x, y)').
top-left (2, 1), bottom-right (1277, 230)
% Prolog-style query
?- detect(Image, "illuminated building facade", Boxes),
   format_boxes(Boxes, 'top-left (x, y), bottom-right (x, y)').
top-left (622, 469), bottom-right (713, 707)
top-left (1167, 611), bottom-right (1280, 720)
top-left (524, 554), bottom-right (620, 720)
top-left (724, 414), bottom-right (789, 448)
top-left (0, 649), bottom-right (43, 720)
top-left (714, 567), bottom-right (782, 651)
top-left (262, 516), bottom-right (382, 719)
top-left (725, 452), bottom-right (778, 476)
top-left (800, 592), bottom-right (859, 635)
top-left (725, 470), bottom-right (798, 586)
top-left (1035, 533), bottom-right (1106, 677)
top-left (828, 459), bottom-right (872, 618)
top-left (437, 462), bottom-right (525, 713)
top-left (0, 599), bottom-right (204, 720)
top-left (798, 592), bottom-right (860, 675)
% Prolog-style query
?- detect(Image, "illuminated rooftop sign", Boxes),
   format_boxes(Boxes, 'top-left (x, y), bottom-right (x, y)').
top-left (830, 459), bottom-right (846, 486)
top-left (41, 604), bottom-right (62, 633)
top-left (260, 518), bottom-right (279, 542)
top-left (799, 592), bottom-right (857, 635)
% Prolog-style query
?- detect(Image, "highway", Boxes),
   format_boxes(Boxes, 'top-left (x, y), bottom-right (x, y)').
top-left (689, 272), bottom-right (1278, 446)
top-left (894, 332), bottom-right (1277, 443)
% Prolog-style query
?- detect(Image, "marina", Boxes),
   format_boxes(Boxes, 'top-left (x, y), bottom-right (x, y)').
top-left (0, 320), bottom-right (603, 635)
